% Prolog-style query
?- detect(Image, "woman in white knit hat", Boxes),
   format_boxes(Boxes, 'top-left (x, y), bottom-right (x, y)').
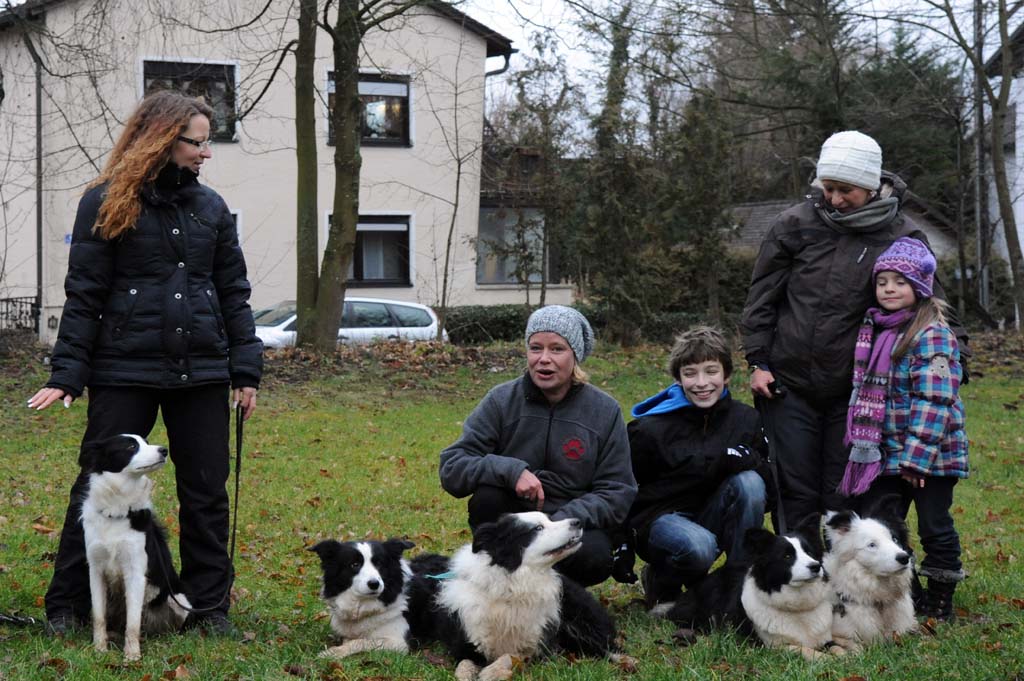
top-left (739, 130), bottom-right (966, 532)
top-left (439, 305), bottom-right (637, 587)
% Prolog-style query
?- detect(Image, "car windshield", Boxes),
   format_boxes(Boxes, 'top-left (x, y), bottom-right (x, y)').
top-left (253, 302), bottom-right (296, 326)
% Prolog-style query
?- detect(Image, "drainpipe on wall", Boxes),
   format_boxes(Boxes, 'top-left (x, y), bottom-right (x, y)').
top-left (35, 56), bottom-right (43, 338)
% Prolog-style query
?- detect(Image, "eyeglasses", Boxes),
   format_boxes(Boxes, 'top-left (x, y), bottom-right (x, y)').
top-left (177, 135), bottom-right (212, 151)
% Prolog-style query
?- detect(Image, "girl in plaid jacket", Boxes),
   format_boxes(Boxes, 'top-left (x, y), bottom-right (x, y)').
top-left (839, 237), bottom-right (967, 621)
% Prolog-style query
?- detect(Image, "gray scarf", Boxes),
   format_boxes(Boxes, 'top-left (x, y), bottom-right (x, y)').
top-left (817, 196), bottom-right (900, 234)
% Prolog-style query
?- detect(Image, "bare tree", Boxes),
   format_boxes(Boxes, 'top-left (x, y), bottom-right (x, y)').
top-left (890, 0), bottom-right (1024, 328)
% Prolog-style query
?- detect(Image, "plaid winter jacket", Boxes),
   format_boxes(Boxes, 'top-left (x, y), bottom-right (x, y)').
top-left (881, 323), bottom-right (968, 478)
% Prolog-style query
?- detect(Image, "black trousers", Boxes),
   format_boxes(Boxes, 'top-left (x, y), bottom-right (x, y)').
top-left (466, 485), bottom-right (614, 587)
top-left (45, 384), bottom-right (232, 621)
top-left (861, 475), bottom-right (963, 580)
top-left (758, 388), bottom-right (849, 530)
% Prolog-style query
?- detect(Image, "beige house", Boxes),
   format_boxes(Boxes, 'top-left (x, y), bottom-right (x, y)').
top-left (0, 0), bottom-right (571, 343)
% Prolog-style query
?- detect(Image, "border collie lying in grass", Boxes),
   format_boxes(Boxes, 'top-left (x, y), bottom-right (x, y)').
top-left (667, 516), bottom-right (836, 660)
top-left (423, 512), bottom-right (620, 681)
top-left (825, 495), bottom-right (917, 651)
top-left (309, 538), bottom-right (446, 658)
top-left (79, 434), bottom-right (191, 661)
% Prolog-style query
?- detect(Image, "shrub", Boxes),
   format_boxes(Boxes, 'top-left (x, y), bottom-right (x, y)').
top-left (444, 305), bottom-right (533, 345)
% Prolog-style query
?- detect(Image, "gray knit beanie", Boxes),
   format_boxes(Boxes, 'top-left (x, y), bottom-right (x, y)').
top-left (525, 305), bottom-right (595, 363)
top-left (816, 130), bottom-right (882, 190)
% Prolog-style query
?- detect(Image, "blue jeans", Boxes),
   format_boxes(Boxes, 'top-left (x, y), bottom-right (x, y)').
top-left (643, 471), bottom-right (766, 593)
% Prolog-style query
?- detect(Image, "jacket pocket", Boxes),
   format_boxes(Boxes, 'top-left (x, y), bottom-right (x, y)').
top-left (111, 286), bottom-right (141, 337)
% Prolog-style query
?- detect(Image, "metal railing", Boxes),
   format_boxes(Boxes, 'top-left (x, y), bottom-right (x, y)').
top-left (0, 297), bottom-right (40, 333)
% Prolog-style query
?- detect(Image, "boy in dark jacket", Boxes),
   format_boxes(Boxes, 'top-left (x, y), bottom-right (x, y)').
top-left (614, 326), bottom-right (771, 611)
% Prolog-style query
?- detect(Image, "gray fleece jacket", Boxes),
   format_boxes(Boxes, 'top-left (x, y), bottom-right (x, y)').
top-left (439, 374), bottom-right (637, 530)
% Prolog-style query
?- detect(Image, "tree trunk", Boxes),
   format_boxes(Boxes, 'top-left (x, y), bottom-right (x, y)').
top-left (294, 0), bottom-right (319, 348)
top-left (989, 0), bottom-right (1024, 329)
top-left (315, 1), bottom-right (363, 352)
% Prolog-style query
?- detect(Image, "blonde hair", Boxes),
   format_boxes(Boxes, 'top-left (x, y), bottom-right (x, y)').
top-left (893, 297), bottom-right (950, 359)
top-left (90, 91), bottom-right (214, 240)
top-left (572, 364), bottom-right (589, 385)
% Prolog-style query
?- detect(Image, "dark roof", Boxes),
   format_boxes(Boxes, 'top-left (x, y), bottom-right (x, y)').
top-left (425, 1), bottom-right (515, 58)
top-left (984, 21), bottom-right (1024, 77)
top-left (728, 200), bottom-right (794, 251)
top-left (0, 0), bottom-right (53, 29)
top-left (2, 0), bottom-right (515, 58)
top-left (729, 195), bottom-right (958, 253)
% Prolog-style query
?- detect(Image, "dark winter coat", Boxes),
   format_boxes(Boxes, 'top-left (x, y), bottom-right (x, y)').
top-left (439, 373), bottom-right (637, 530)
top-left (740, 173), bottom-right (963, 400)
top-left (46, 165), bottom-right (262, 397)
top-left (625, 391), bottom-right (772, 537)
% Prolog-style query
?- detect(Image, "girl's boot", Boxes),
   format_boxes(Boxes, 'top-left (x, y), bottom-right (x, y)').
top-left (922, 578), bottom-right (957, 621)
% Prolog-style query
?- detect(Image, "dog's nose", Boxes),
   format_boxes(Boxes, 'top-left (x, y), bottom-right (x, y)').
top-left (569, 518), bottom-right (582, 529)
top-left (896, 552), bottom-right (910, 565)
top-left (367, 579), bottom-right (380, 591)
top-left (809, 562), bottom-right (821, 574)
top-left (157, 446), bottom-right (168, 458)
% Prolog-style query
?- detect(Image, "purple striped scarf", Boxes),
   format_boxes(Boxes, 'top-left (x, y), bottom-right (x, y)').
top-left (838, 306), bottom-right (914, 496)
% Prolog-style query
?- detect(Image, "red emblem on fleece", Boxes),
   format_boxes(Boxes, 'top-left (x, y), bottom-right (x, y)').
top-left (562, 437), bottom-right (585, 461)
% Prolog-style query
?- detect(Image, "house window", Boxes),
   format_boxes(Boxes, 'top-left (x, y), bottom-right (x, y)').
top-left (329, 215), bottom-right (411, 286)
top-left (477, 206), bottom-right (551, 285)
top-left (144, 61), bottom-right (236, 142)
top-left (327, 72), bottom-right (411, 146)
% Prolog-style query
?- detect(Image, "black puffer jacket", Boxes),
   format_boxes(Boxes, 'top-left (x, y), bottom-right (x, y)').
top-left (740, 173), bottom-right (961, 400)
top-left (47, 164), bottom-right (263, 396)
top-left (626, 393), bottom-right (772, 539)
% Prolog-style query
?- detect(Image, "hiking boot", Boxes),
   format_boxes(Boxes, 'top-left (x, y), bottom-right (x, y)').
top-left (45, 614), bottom-right (83, 637)
top-left (920, 578), bottom-right (957, 622)
top-left (184, 612), bottom-right (237, 637)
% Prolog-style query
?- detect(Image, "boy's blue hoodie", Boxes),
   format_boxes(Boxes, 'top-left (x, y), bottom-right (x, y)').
top-left (630, 384), bottom-right (731, 418)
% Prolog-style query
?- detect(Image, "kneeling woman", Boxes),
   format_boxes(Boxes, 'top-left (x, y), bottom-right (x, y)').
top-left (439, 306), bottom-right (637, 587)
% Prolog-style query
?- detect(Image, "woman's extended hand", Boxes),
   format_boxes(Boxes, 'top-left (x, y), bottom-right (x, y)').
top-left (515, 469), bottom-right (545, 511)
top-left (26, 387), bottom-right (73, 411)
top-left (233, 387), bottom-right (258, 420)
top-left (750, 368), bottom-right (777, 399)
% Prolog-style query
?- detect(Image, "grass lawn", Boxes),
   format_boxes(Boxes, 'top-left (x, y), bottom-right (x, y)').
top-left (1, 335), bottom-right (1023, 680)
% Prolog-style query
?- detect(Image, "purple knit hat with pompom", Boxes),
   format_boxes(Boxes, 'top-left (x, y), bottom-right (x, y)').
top-left (873, 237), bottom-right (936, 299)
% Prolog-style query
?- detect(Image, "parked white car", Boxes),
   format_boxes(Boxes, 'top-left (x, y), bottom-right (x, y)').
top-left (253, 297), bottom-right (447, 348)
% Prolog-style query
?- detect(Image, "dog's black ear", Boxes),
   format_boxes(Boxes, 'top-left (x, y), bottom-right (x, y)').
top-left (792, 513), bottom-right (823, 555)
top-left (825, 510), bottom-right (856, 535)
top-left (383, 539), bottom-right (415, 557)
top-left (471, 522), bottom-right (498, 554)
top-left (308, 540), bottom-right (341, 564)
top-left (78, 439), bottom-right (105, 471)
top-left (744, 528), bottom-right (777, 556)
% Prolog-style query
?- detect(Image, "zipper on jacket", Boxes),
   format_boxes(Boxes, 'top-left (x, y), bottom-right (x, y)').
top-left (857, 247), bottom-right (867, 263)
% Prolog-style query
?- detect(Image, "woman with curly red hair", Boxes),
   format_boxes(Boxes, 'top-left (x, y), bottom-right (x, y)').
top-left (27, 90), bottom-right (262, 637)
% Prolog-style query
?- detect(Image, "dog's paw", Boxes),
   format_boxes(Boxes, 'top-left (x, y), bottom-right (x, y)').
top-left (319, 644), bottom-right (353, 659)
top-left (478, 654), bottom-right (517, 681)
top-left (454, 659), bottom-right (480, 681)
top-left (93, 633), bottom-right (109, 653)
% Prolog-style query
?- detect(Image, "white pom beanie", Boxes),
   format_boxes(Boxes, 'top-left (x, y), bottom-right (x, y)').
top-left (816, 130), bottom-right (882, 190)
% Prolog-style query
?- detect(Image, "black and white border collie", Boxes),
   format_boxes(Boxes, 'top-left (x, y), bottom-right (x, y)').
top-left (308, 538), bottom-right (446, 658)
top-left (668, 516), bottom-right (835, 660)
top-left (424, 512), bottom-right (619, 681)
top-left (79, 434), bottom-right (191, 661)
top-left (825, 496), bottom-right (917, 651)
